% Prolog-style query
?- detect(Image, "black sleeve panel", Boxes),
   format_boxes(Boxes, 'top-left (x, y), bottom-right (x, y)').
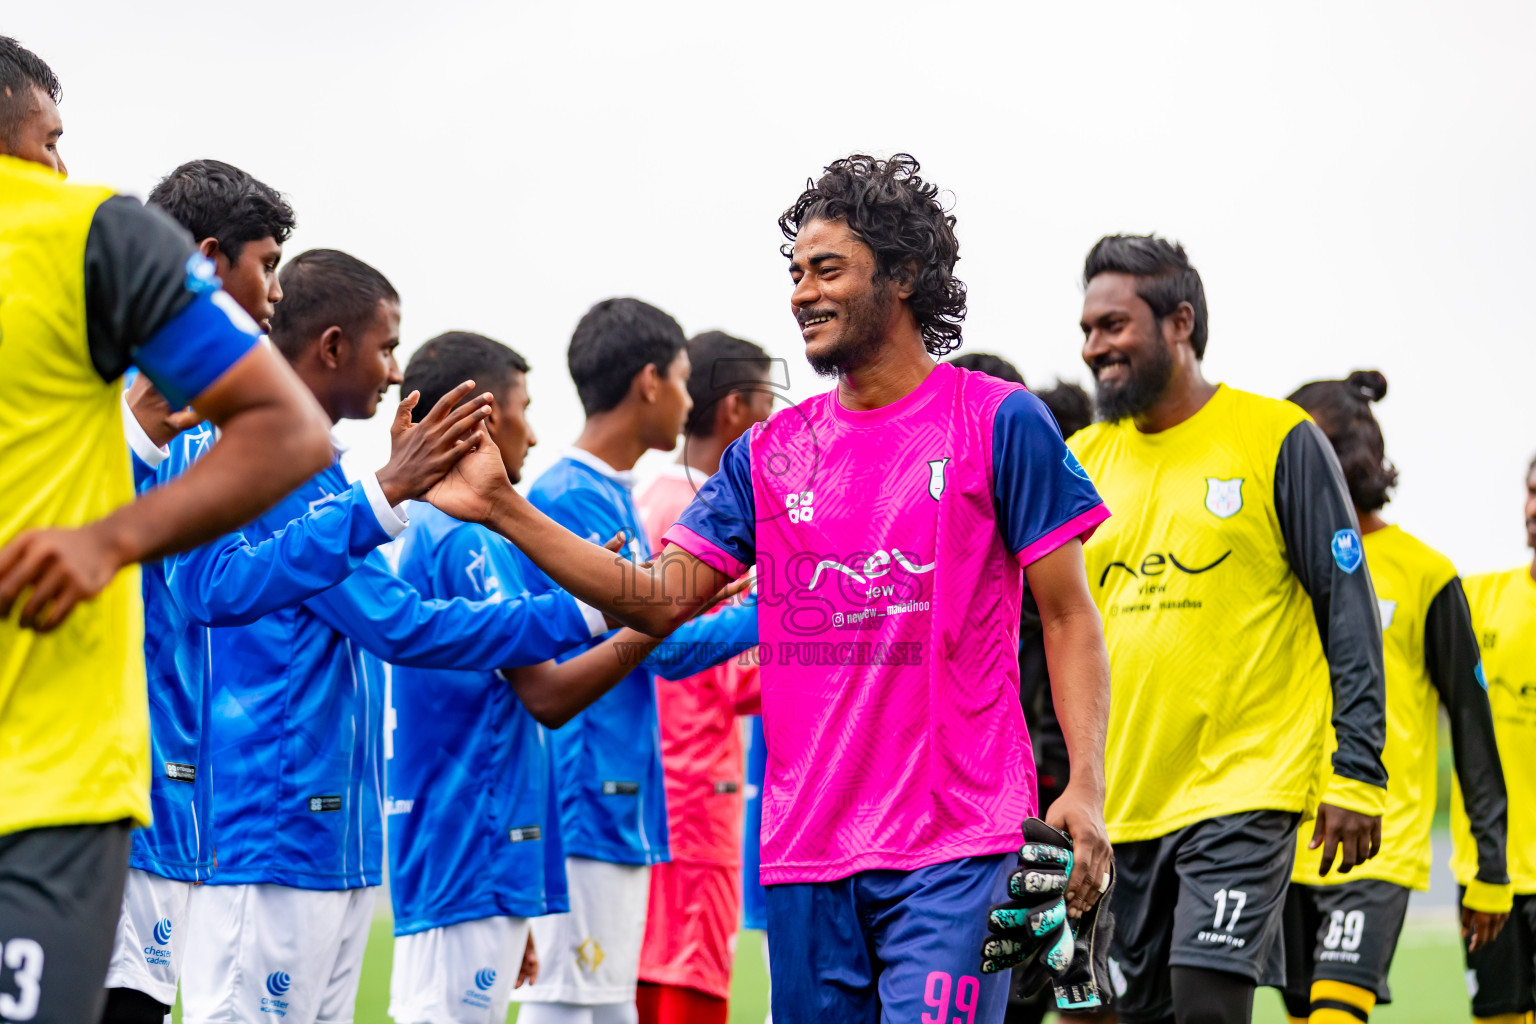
top-left (82, 195), bottom-right (199, 382)
top-left (1274, 419), bottom-right (1388, 791)
top-left (1426, 578), bottom-right (1510, 885)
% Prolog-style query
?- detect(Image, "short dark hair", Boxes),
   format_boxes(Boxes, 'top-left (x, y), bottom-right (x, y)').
top-left (779, 153), bottom-right (966, 357)
top-left (268, 249), bottom-right (398, 360)
top-left (148, 160), bottom-right (295, 264)
top-left (947, 352), bottom-right (1023, 386)
top-left (402, 332), bottom-right (528, 423)
top-left (567, 298), bottom-right (687, 416)
top-left (1034, 380), bottom-right (1095, 440)
top-left (0, 36), bottom-right (60, 150)
top-left (1084, 235), bottom-right (1209, 359)
top-left (683, 331), bottom-right (770, 438)
top-left (1287, 370), bottom-right (1397, 513)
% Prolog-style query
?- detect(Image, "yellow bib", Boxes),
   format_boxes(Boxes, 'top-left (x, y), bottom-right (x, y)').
top-left (0, 154), bottom-right (149, 834)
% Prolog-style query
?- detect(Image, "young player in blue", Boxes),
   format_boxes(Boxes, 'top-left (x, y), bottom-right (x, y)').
top-left (387, 332), bottom-right (759, 1024)
top-left (106, 165), bottom-right (497, 1024)
top-left (169, 252), bottom-right (607, 1024)
top-left (511, 298), bottom-right (724, 1024)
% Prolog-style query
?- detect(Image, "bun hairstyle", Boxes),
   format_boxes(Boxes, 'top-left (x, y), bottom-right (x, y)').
top-left (1287, 369), bottom-right (1398, 514)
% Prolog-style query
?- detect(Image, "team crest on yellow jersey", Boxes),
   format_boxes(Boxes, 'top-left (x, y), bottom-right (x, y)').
top-left (1204, 478), bottom-right (1244, 519)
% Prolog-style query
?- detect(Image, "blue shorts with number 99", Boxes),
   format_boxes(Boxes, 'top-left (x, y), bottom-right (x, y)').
top-left (765, 853), bottom-right (1012, 1024)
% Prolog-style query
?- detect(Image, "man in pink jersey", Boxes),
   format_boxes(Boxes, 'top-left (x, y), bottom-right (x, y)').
top-left (424, 153), bottom-right (1115, 1024)
top-left (634, 330), bottom-right (774, 1024)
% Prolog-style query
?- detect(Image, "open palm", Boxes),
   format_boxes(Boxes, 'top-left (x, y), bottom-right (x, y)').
top-left (424, 432), bottom-right (512, 525)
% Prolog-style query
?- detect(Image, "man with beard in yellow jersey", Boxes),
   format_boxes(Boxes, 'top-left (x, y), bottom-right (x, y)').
top-left (1067, 236), bottom-right (1387, 1024)
top-left (0, 36), bottom-right (333, 1024)
top-left (1454, 455), bottom-right (1536, 1024)
top-left (1277, 371), bottom-right (1509, 1024)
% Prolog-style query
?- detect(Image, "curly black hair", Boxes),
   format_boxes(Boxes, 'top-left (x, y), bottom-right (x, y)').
top-left (779, 153), bottom-right (966, 356)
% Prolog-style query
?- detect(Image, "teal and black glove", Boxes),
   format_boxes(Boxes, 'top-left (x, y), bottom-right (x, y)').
top-left (980, 818), bottom-right (1075, 977)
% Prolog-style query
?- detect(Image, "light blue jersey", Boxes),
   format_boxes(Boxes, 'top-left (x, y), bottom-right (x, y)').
top-left (172, 455), bottom-right (602, 890)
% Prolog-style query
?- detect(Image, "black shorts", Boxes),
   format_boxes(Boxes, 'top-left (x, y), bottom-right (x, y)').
top-left (1462, 888), bottom-right (1536, 1016)
top-left (1107, 810), bottom-right (1299, 1024)
top-left (0, 821), bottom-right (131, 1024)
top-left (1279, 878), bottom-right (1410, 1012)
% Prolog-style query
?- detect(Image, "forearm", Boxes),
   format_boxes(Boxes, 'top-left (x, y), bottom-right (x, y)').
top-left (93, 401), bottom-right (329, 567)
top-left (484, 491), bottom-right (715, 636)
top-left (165, 485), bottom-right (391, 627)
top-left (505, 629), bottom-right (661, 728)
top-left (1042, 606), bottom-right (1110, 798)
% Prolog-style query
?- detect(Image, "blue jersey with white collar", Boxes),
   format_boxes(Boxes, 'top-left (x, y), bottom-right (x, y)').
top-left (129, 423), bottom-right (395, 881)
top-left (388, 503), bottom-right (573, 934)
top-left (172, 456), bottom-right (600, 890)
top-left (526, 451), bottom-right (761, 867)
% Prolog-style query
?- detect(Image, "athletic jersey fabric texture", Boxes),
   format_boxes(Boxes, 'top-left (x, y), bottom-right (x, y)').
top-left (1068, 385), bottom-right (1388, 843)
top-left (1455, 567), bottom-right (1536, 895)
top-left (130, 423), bottom-right (401, 880)
top-left (185, 457), bottom-right (598, 889)
top-left (0, 155), bottom-right (258, 835)
top-left (388, 502), bottom-right (576, 934)
top-left (663, 363), bottom-right (1108, 884)
top-left (1291, 526), bottom-right (1507, 902)
top-left (637, 465), bottom-right (763, 866)
top-left (525, 448), bottom-right (737, 867)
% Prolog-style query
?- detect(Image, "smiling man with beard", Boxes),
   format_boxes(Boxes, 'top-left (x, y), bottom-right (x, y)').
top-left (1065, 235), bottom-right (1389, 1024)
top-left (418, 153), bottom-right (1117, 1024)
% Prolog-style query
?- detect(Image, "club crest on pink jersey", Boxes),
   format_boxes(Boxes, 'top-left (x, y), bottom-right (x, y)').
top-left (927, 458), bottom-right (949, 500)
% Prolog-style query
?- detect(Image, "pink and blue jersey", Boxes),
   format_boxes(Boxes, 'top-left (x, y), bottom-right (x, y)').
top-left (663, 362), bottom-right (1107, 884)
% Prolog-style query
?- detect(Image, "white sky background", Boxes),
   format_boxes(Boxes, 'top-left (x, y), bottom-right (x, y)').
top-left (12, 1), bottom-right (1536, 573)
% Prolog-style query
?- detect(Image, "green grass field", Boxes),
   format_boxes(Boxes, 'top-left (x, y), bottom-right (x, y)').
top-left (227, 913), bottom-right (1469, 1023)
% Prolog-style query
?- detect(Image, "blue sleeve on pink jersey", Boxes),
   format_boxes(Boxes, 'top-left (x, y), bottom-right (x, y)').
top-left (670, 432), bottom-right (757, 570)
top-left (132, 289), bottom-right (259, 409)
top-left (992, 390), bottom-right (1106, 562)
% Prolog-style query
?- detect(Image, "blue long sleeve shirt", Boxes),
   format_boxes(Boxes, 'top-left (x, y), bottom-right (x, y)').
top-left (189, 457), bottom-right (602, 890)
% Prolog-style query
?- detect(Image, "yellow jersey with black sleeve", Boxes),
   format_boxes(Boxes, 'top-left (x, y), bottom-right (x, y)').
top-left (0, 154), bottom-right (258, 836)
top-left (1454, 566), bottom-right (1536, 898)
top-left (1068, 385), bottom-right (1387, 843)
top-left (1292, 527), bottom-right (1509, 907)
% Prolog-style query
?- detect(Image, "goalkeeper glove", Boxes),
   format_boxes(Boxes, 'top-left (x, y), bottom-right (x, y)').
top-left (980, 818), bottom-right (1075, 977)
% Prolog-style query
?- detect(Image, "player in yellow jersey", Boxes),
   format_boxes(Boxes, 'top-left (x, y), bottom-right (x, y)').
top-left (0, 37), bottom-right (333, 1024)
top-left (1455, 455), bottom-right (1536, 1024)
top-left (1274, 371), bottom-right (1509, 1024)
top-left (1066, 236), bottom-right (1387, 1024)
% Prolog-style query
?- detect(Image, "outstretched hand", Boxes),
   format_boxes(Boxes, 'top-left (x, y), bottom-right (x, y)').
top-left (375, 383), bottom-right (496, 506)
top-left (424, 428), bottom-right (516, 525)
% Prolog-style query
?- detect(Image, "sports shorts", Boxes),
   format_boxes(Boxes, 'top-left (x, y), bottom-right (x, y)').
top-left (390, 915), bottom-right (532, 1024)
top-left (1279, 878), bottom-right (1410, 1011)
top-left (513, 857), bottom-right (651, 1006)
top-left (765, 853), bottom-right (1011, 1024)
top-left (180, 882), bottom-right (376, 1024)
top-left (104, 867), bottom-right (196, 1006)
top-left (1108, 809), bottom-right (1298, 1024)
top-left (0, 820), bottom-right (131, 1024)
top-left (1462, 888), bottom-right (1536, 1016)
top-left (638, 859), bottom-right (739, 1000)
